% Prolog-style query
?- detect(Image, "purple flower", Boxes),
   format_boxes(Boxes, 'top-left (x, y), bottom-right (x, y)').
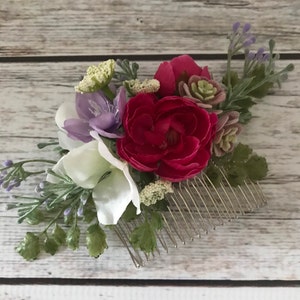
top-left (62, 87), bottom-right (127, 142)
top-left (2, 160), bottom-right (13, 167)
top-left (232, 22), bottom-right (240, 33)
top-left (243, 23), bottom-right (251, 33)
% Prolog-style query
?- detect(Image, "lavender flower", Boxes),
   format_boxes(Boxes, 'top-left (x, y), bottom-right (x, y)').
top-left (77, 206), bottom-right (83, 217)
top-left (64, 207), bottom-right (72, 216)
top-left (63, 87), bottom-right (127, 142)
top-left (2, 160), bottom-right (13, 167)
top-left (228, 22), bottom-right (256, 54)
top-left (243, 23), bottom-right (251, 33)
top-left (232, 22), bottom-right (240, 33)
top-left (242, 36), bottom-right (256, 47)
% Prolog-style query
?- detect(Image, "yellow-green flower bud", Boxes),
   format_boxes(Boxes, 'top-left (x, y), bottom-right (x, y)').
top-left (140, 180), bottom-right (173, 206)
top-left (75, 59), bottom-right (115, 93)
top-left (125, 79), bottom-right (160, 95)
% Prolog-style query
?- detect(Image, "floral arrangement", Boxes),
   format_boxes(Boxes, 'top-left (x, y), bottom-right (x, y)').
top-left (0, 22), bottom-right (294, 262)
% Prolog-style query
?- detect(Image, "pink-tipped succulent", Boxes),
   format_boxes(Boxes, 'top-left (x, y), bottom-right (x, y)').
top-left (178, 75), bottom-right (226, 109)
top-left (213, 111), bottom-right (242, 157)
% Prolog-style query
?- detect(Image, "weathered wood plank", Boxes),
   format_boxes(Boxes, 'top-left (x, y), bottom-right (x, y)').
top-left (1, 286), bottom-right (300, 300)
top-left (0, 0), bottom-right (299, 57)
top-left (0, 217), bottom-right (299, 279)
top-left (0, 60), bottom-right (299, 279)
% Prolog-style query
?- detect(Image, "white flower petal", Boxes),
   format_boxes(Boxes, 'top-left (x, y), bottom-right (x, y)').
top-left (93, 169), bottom-right (137, 225)
top-left (46, 156), bottom-right (65, 183)
top-left (63, 140), bottom-right (110, 189)
top-left (55, 102), bottom-right (78, 130)
top-left (57, 131), bottom-right (83, 150)
top-left (90, 130), bottom-right (124, 169)
top-left (90, 130), bottom-right (141, 214)
top-left (122, 164), bottom-right (141, 214)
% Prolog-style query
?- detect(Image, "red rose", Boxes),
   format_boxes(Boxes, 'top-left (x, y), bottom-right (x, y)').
top-left (154, 55), bottom-right (211, 97)
top-left (117, 93), bottom-right (218, 182)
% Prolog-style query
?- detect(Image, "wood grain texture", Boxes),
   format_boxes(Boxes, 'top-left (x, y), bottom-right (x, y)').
top-left (0, 60), bottom-right (299, 280)
top-left (1, 286), bottom-right (300, 300)
top-left (0, 0), bottom-right (299, 57)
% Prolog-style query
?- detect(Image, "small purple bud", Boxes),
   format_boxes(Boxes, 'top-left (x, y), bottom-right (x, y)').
top-left (39, 181), bottom-right (46, 190)
top-left (1, 181), bottom-right (9, 189)
top-left (4, 179), bottom-right (20, 191)
top-left (64, 207), bottom-right (72, 216)
top-left (243, 36), bottom-right (256, 47)
top-left (232, 22), bottom-right (240, 32)
top-left (0, 178), bottom-right (5, 186)
top-left (14, 181), bottom-right (21, 188)
top-left (255, 47), bottom-right (265, 59)
top-left (262, 53), bottom-right (270, 62)
top-left (10, 179), bottom-right (19, 186)
top-left (80, 193), bottom-right (89, 205)
top-left (6, 183), bottom-right (15, 192)
top-left (247, 51), bottom-right (256, 60)
top-left (1, 170), bottom-right (7, 176)
top-left (2, 160), bottom-right (13, 167)
top-left (243, 23), bottom-right (251, 33)
top-left (77, 206), bottom-right (83, 217)
top-left (35, 185), bottom-right (42, 193)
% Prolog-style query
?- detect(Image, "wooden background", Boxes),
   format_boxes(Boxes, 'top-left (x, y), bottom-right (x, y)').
top-left (0, 0), bottom-right (299, 299)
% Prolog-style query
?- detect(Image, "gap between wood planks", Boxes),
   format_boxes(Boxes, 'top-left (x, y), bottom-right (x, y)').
top-left (0, 53), bottom-right (300, 63)
top-left (0, 278), bottom-right (300, 287)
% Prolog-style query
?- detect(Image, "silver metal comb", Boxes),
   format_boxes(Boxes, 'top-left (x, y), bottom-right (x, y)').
top-left (113, 166), bottom-right (267, 267)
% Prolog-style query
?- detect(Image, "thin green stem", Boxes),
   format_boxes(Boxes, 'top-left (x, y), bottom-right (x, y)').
top-left (226, 51), bottom-right (232, 91)
top-left (42, 206), bottom-right (67, 233)
top-left (102, 85), bottom-right (115, 101)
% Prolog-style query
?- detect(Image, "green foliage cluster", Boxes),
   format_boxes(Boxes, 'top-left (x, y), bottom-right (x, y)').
top-left (220, 39), bottom-right (294, 124)
top-left (206, 143), bottom-right (268, 187)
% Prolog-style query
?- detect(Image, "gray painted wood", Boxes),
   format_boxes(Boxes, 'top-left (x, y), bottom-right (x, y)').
top-left (0, 61), bottom-right (299, 280)
top-left (1, 286), bottom-right (300, 300)
top-left (0, 0), bottom-right (299, 57)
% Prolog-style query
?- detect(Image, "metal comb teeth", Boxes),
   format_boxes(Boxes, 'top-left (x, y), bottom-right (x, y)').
top-left (113, 166), bottom-right (267, 267)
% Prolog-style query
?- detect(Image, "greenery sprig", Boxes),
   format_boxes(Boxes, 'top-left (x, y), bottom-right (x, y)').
top-left (220, 23), bottom-right (294, 123)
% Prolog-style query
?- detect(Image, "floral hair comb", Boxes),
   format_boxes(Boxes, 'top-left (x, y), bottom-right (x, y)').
top-left (0, 22), bottom-right (294, 266)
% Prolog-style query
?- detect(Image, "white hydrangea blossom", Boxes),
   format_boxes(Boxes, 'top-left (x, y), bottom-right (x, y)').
top-left (140, 180), bottom-right (173, 206)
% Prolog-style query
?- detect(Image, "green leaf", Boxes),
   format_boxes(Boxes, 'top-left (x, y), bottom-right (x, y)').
top-left (238, 110), bottom-right (252, 124)
top-left (227, 165), bottom-right (247, 187)
top-left (233, 97), bottom-right (256, 110)
top-left (66, 224), bottom-right (80, 250)
top-left (231, 143), bottom-right (253, 163)
top-left (86, 223), bottom-right (107, 257)
top-left (150, 198), bottom-right (169, 211)
top-left (205, 163), bottom-right (222, 187)
top-left (245, 154), bottom-right (268, 181)
top-left (232, 77), bottom-right (254, 98)
top-left (150, 211), bottom-right (163, 230)
top-left (16, 232), bottom-right (40, 261)
top-left (44, 237), bottom-right (59, 255)
top-left (248, 64), bottom-right (273, 98)
top-left (25, 209), bottom-right (44, 225)
top-left (129, 168), bottom-right (156, 190)
top-left (64, 211), bottom-right (74, 225)
top-left (83, 197), bottom-right (97, 223)
top-left (130, 222), bottom-right (157, 253)
top-left (52, 224), bottom-right (66, 246)
top-left (222, 71), bottom-right (240, 88)
top-left (122, 202), bottom-right (138, 222)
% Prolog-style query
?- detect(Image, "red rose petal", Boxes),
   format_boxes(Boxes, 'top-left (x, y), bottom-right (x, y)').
top-left (117, 93), bottom-right (216, 182)
top-left (154, 62), bottom-right (176, 97)
top-left (171, 55), bottom-right (204, 80)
